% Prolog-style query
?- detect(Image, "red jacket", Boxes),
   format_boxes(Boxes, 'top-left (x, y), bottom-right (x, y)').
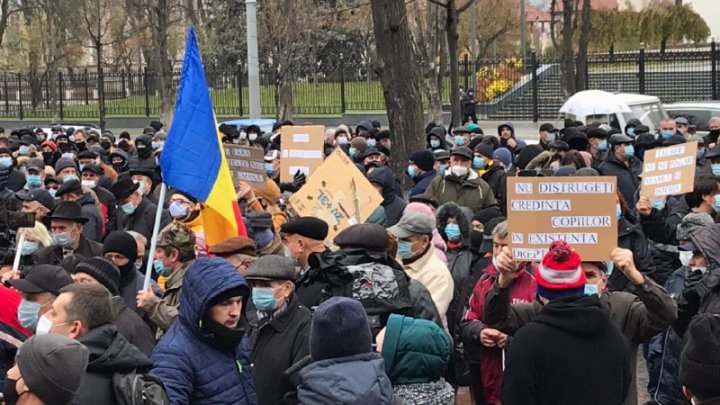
top-left (465, 263), bottom-right (536, 404)
top-left (0, 286), bottom-right (32, 337)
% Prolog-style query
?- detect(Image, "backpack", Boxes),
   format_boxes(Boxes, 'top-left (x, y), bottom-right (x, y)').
top-left (112, 371), bottom-right (170, 405)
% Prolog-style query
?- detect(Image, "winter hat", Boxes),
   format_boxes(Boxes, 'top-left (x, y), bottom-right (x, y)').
top-left (536, 240), bottom-right (586, 299)
top-left (41, 140), bottom-right (57, 152)
top-left (575, 167), bottom-right (599, 177)
top-left (676, 212), bottom-right (714, 242)
top-left (473, 143), bottom-right (493, 159)
top-left (16, 334), bottom-right (89, 405)
top-left (493, 147), bottom-right (512, 167)
top-left (309, 297), bottom-right (372, 361)
top-left (679, 313), bottom-right (720, 398)
top-left (350, 137), bottom-right (368, 154)
top-left (102, 231), bottom-right (139, 263)
top-left (515, 144), bottom-right (544, 170)
top-left (74, 257), bottom-right (121, 296)
top-left (54, 157), bottom-right (77, 174)
top-left (409, 149), bottom-right (435, 172)
top-left (553, 165), bottom-right (577, 177)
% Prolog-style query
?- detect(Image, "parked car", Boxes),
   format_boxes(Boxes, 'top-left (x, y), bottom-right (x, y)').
top-left (26, 122), bottom-right (100, 136)
top-left (560, 91), bottom-right (667, 133)
top-left (664, 101), bottom-right (720, 135)
top-left (219, 118), bottom-right (276, 135)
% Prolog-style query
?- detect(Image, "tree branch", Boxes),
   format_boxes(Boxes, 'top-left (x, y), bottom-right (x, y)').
top-left (456, 0), bottom-right (475, 14)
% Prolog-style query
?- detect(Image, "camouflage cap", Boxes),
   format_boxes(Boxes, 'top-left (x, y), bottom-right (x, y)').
top-left (156, 222), bottom-right (196, 251)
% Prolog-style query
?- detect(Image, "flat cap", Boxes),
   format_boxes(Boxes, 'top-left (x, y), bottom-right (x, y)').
top-left (450, 147), bottom-right (473, 160)
top-left (246, 211), bottom-right (273, 229)
top-left (209, 236), bottom-right (257, 257)
top-left (453, 126), bottom-right (470, 134)
top-left (81, 163), bottom-right (103, 175)
top-left (675, 116), bottom-right (689, 125)
top-left (9, 265), bottom-right (73, 295)
top-left (609, 133), bottom-right (634, 145)
top-left (539, 123), bottom-right (557, 132)
top-left (408, 192), bottom-right (439, 209)
top-left (156, 222), bottom-right (196, 252)
top-left (25, 158), bottom-right (45, 172)
top-left (55, 179), bottom-right (82, 197)
top-left (280, 217), bottom-right (329, 241)
top-left (388, 211), bottom-right (435, 239)
top-left (432, 149), bottom-right (450, 161)
top-left (16, 188), bottom-right (56, 210)
top-left (334, 223), bottom-right (388, 251)
top-left (245, 255), bottom-right (296, 281)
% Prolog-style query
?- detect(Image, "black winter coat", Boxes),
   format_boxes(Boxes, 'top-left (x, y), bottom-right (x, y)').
top-left (501, 296), bottom-right (631, 405)
top-left (77, 192), bottom-right (104, 242)
top-left (367, 166), bottom-right (406, 227)
top-left (112, 296), bottom-right (156, 356)
top-left (249, 294), bottom-right (311, 405)
top-left (70, 324), bottom-right (153, 405)
top-left (598, 153), bottom-right (642, 210)
top-left (609, 217), bottom-right (658, 292)
top-left (481, 164), bottom-right (507, 215)
top-left (116, 197), bottom-right (171, 242)
top-left (6, 168), bottom-right (25, 192)
top-left (34, 235), bottom-right (104, 266)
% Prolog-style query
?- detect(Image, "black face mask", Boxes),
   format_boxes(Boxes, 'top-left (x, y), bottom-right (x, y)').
top-left (3, 377), bottom-right (20, 405)
top-left (137, 146), bottom-right (152, 159)
top-left (75, 141), bottom-right (86, 151)
top-left (42, 151), bottom-right (55, 165)
top-left (112, 162), bottom-right (126, 172)
top-left (469, 231), bottom-right (484, 251)
top-left (100, 141), bottom-right (112, 150)
top-left (58, 142), bottom-right (72, 152)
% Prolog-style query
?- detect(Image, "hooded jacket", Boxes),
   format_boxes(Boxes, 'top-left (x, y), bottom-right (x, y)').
top-left (109, 149), bottom-right (130, 173)
top-left (497, 122), bottom-right (527, 154)
top-left (77, 192), bottom-right (104, 242)
top-left (129, 134), bottom-right (158, 171)
top-left (610, 217), bottom-right (658, 292)
top-left (298, 353), bottom-right (395, 404)
top-left (598, 151), bottom-right (642, 210)
top-left (150, 258), bottom-right (257, 405)
top-left (426, 169), bottom-right (498, 214)
top-left (426, 131), bottom-right (448, 151)
top-left (368, 166), bottom-right (407, 227)
top-left (70, 324), bottom-right (153, 405)
top-left (408, 169), bottom-right (437, 198)
top-left (501, 296), bottom-right (631, 405)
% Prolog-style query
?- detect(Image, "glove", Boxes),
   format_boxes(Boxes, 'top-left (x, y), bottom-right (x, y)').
top-left (293, 170), bottom-right (306, 189)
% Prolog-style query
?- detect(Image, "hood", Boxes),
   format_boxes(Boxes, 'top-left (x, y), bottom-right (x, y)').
top-left (426, 133), bottom-right (447, 150)
top-left (625, 118), bottom-right (641, 132)
top-left (381, 314), bottom-right (450, 385)
top-left (367, 166), bottom-right (397, 202)
top-left (534, 295), bottom-right (610, 337)
top-left (690, 223), bottom-right (720, 270)
top-left (435, 202), bottom-right (472, 244)
top-left (299, 353), bottom-right (395, 405)
top-left (497, 121), bottom-right (515, 139)
top-left (178, 257), bottom-right (251, 341)
top-left (80, 323), bottom-right (152, 372)
top-left (109, 148), bottom-right (129, 162)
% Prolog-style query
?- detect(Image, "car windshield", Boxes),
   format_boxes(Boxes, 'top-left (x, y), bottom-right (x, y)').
top-left (622, 102), bottom-right (667, 131)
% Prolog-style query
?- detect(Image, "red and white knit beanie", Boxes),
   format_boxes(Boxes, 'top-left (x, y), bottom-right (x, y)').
top-left (536, 240), bottom-right (586, 294)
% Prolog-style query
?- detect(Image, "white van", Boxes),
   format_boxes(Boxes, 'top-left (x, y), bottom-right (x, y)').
top-left (561, 92), bottom-right (668, 133)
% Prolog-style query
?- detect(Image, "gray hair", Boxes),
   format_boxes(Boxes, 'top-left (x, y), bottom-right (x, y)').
top-left (492, 220), bottom-right (508, 239)
top-left (709, 117), bottom-right (720, 126)
top-left (127, 231), bottom-right (147, 248)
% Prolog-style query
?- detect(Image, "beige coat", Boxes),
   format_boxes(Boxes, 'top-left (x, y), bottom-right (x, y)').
top-left (400, 246), bottom-right (454, 316)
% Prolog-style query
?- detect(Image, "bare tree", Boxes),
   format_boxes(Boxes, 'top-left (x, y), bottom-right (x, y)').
top-left (550, 0), bottom-right (592, 96)
top-left (408, 0), bottom-right (445, 124)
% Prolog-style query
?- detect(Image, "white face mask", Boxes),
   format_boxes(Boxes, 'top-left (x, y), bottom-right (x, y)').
top-left (450, 165), bottom-right (469, 177)
top-left (35, 315), bottom-right (53, 335)
top-left (249, 133), bottom-right (258, 141)
top-left (679, 251), bottom-right (693, 267)
top-left (81, 179), bottom-right (97, 188)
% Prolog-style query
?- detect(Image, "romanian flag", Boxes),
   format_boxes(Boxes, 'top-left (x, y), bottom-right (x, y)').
top-left (160, 27), bottom-right (247, 246)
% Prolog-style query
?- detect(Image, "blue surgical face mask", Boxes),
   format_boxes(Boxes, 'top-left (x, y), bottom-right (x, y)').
top-left (349, 147), bottom-right (357, 157)
top-left (121, 202), bottom-right (137, 215)
top-left (367, 139), bottom-right (377, 148)
top-left (697, 149), bottom-right (705, 161)
top-left (264, 162), bottom-right (274, 174)
top-left (153, 259), bottom-right (172, 277)
top-left (623, 145), bottom-right (635, 158)
top-left (445, 223), bottom-right (461, 241)
top-left (713, 163), bottom-right (720, 177)
top-left (78, 163), bottom-right (85, 172)
top-left (439, 164), bottom-right (448, 173)
top-left (61, 152), bottom-right (74, 160)
top-left (616, 203), bottom-right (622, 220)
top-left (661, 130), bottom-right (674, 139)
top-left (152, 141), bottom-right (164, 150)
top-left (626, 127), bottom-right (635, 137)
top-left (407, 165), bottom-right (416, 178)
top-left (606, 261), bottom-right (614, 276)
top-left (430, 140), bottom-right (440, 148)
top-left (52, 231), bottom-right (73, 247)
top-left (26, 174), bottom-right (42, 187)
top-left (252, 287), bottom-right (278, 312)
top-left (21, 241), bottom-right (39, 256)
top-left (584, 283), bottom-right (599, 296)
top-left (169, 201), bottom-right (189, 219)
top-left (0, 157), bottom-right (12, 167)
top-left (651, 199), bottom-right (665, 211)
top-left (473, 156), bottom-right (485, 169)
top-left (546, 132), bottom-right (557, 142)
top-left (714, 194), bottom-right (720, 213)
top-left (597, 140), bottom-right (608, 152)
top-left (18, 145), bottom-right (29, 155)
top-left (63, 174), bottom-right (78, 183)
top-left (397, 240), bottom-right (416, 259)
top-left (454, 135), bottom-right (465, 146)
top-left (17, 299), bottom-right (41, 330)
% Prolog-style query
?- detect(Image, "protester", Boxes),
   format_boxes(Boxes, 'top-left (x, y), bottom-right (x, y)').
top-left (678, 313), bottom-right (720, 404)
top-left (167, 190), bottom-right (207, 255)
top-left (80, 163), bottom-right (117, 234)
top-left (150, 257), bottom-right (257, 405)
top-left (112, 176), bottom-right (171, 242)
top-left (404, 202), bottom-right (447, 263)
top-left (407, 149), bottom-right (437, 198)
top-left (34, 201), bottom-right (103, 266)
top-left (102, 231), bottom-right (156, 314)
top-left (280, 216), bottom-right (329, 276)
top-left (599, 133), bottom-right (643, 210)
top-left (369, 165), bottom-right (407, 226)
top-left (55, 179), bottom-right (104, 242)
top-left (208, 236), bottom-right (257, 274)
top-left (246, 211), bottom-right (285, 256)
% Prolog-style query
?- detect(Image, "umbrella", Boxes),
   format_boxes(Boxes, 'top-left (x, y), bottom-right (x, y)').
top-left (559, 90), bottom-right (632, 117)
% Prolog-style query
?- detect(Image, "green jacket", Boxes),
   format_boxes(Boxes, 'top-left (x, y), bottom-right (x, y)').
top-left (381, 314), bottom-right (451, 385)
top-left (426, 170), bottom-right (499, 213)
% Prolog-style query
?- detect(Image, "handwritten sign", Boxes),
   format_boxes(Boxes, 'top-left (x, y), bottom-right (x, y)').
top-left (507, 177), bottom-right (618, 261)
top-left (223, 144), bottom-right (266, 188)
top-left (289, 148), bottom-right (382, 242)
top-left (280, 125), bottom-right (325, 183)
top-left (641, 141), bottom-right (697, 198)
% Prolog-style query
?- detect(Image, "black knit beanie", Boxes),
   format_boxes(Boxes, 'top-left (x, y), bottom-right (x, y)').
top-left (74, 257), bottom-right (121, 296)
top-left (679, 313), bottom-right (720, 398)
top-left (102, 231), bottom-right (139, 287)
top-left (309, 297), bottom-right (372, 361)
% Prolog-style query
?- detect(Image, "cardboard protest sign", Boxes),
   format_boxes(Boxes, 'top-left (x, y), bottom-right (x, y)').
top-left (280, 125), bottom-right (325, 183)
top-left (289, 148), bottom-right (382, 242)
top-left (640, 141), bottom-right (697, 199)
top-left (506, 177), bottom-right (618, 262)
top-left (223, 144), bottom-right (266, 188)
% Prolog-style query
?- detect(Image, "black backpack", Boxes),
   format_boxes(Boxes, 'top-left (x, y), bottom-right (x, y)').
top-left (113, 372), bottom-right (170, 405)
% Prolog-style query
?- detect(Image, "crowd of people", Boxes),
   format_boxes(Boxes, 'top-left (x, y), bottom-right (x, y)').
top-left (0, 114), bottom-right (718, 405)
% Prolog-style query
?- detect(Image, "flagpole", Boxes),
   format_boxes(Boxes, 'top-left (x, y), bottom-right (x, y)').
top-left (144, 183), bottom-right (168, 290)
top-left (12, 228), bottom-right (25, 277)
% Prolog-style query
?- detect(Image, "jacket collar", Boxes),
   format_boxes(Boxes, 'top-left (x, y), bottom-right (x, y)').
top-left (166, 260), bottom-right (191, 290)
top-left (403, 244), bottom-right (435, 272)
top-left (262, 294), bottom-right (301, 333)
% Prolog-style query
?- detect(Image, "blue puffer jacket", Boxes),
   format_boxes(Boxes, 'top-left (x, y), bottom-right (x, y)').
top-left (298, 353), bottom-right (395, 404)
top-left (150, 257), bottom-right (257, 405)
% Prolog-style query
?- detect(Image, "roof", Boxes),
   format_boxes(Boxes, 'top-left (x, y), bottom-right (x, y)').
top-left (615, 93), bottom-right (661, 105)
top-left (664, 101), bottom-right (720, 108)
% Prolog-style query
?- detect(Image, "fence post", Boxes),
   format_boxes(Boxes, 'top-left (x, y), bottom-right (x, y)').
top-left (58, 71), bottom-right (64, 120)
top-left (712, 41), bottom-right (718, 100)
top-left (584, 57), bottom-right (589, 91)
top-left (463, 54), bottom-right (470, 91)
top-left (4, 73), bottom-right (8, 114)
top-left (84, 68), bottom-right (89, 105)
top-left (531, 52), bottom-right (539, 123)
top-left (17, 73), bottom-right (23, 120)
top-left (144, 68), bottom-right (150, 117)
top-left (236, 64), bottom-right (243, 117)
top-left (638, 48), bottom-right (646, 94)
top-left (121, 70), bottom-right (126, 98)
top-left (45, 75), bottom-right (49, 110)
top-left (340, 53), bottom-right (346, 113)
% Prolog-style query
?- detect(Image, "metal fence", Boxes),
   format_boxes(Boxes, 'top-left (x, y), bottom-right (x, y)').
top-left (0, 43), bottom-right (718, 121)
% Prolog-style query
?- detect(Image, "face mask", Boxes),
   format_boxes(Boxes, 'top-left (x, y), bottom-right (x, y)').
top-left (264, 163), bottom-right (275, 174)
top-left (367, 139), bottom-right (377, 148)
top-left (597, 140), bottom-right (608, 152)
top-left (697, 149), bottom-right (705, 161)
top-left (336, 136), bottom-right (348, 145)
top-left (606, 261), bottom-right (614, 276)
top-left (679, 250), bottom-right (693, 267)
top-left (48, 188), bottom-right (57, 197)
top-left (712, 163), bottom-right (720, 176)
top-left (454, 135), bottom-right (465, 146)
top-left (239, 131), bottom-right (247, 140)
top-left (547, 132), bottom-right (557, 142)
top-left (651, 198), bottom-right (665, 211)
top-left (35, 314), bottom-right (68, 335)
top-left (18, 145), bottom-right (29, 155)
top-left (100, 140), bottom-right (112, 150)
top-left (169, 201), bottom-right (189, 219)
top-left (626, 127), bottom-right (635, 137)
top-left (584, 283), bottom-right (599, 296)
top-left (690, 266), bottom-right (708, 275)
top-left (0, 157), bottom-right (12, 167)
top-left (623, 145), bottom-right (635, 158)
top-left (63, 174), bottom-right (78, 183)
top-left (254, 229), bottom-right (275, 249)
top-left (153, 259), bottom-right (172, 277)
top-left (349, 147), bottom-right (357, 157)
top-left (438, 164), bottom-right (447, 173)
top-left (61, 152), bottom-right (74, 160)
top-left (81, 179), bottom-right (96, 188)
top-left (17, 299), bottom-right (41, 329)
top-left (397, 240), bottom-right (416, 259)
top-left (21, 241), bottom-right (39, 256)
top-left (616, 204), bottom-right (622, 221)
top-left (450, 165), bottom-right (469, 177)
top-left (152, 141), bottom-right (164, 150)
top-left (407, 165), bottom-right (416, 177)
top-left (252, 287), bottom-right (278, 312)
top-left (121, 202), bottom-right (137, 215)
top-left (135, 261), bottom-right (143, 272)
top-left (661, 130), bottom-right (674, 139)
top-left (445, 223), bottom-right (462, 241)
top-left (714, 194), bottom-right (720, 213)
top-left (53, 231), bottom-right (74, 247)
top-left (473, 156), bottom-right (485, 169)
top-left (3, 377), bottom-right (19, 405)
top-left (430, 140), bottom-right (440, 148)
top-left (27, 174), bottom-right (42, 187)
top-left (249, 133), bottom-right (258, 141)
